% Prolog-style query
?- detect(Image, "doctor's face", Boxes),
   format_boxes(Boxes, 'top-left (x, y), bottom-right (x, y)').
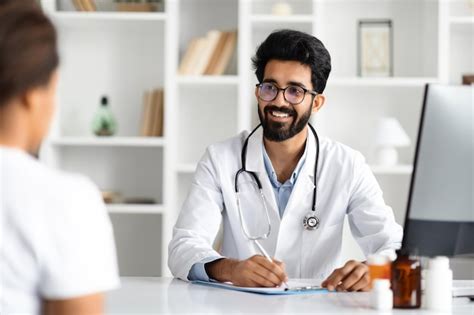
top-left (256, 59), bottom-right (318, 142)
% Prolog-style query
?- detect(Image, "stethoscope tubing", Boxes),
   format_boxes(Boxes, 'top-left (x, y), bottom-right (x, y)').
top-left (235, 123), bottom-right (320, 214)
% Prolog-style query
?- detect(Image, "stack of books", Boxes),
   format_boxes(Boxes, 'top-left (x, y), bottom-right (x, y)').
top-left (140, 88), bottom-right (164, 137)
top-left (71, 0), bottom-right (97, 11)
top-left (116, 2), bottom-right (162, 12)
top-left (179, 30), bottom-right (237, 76)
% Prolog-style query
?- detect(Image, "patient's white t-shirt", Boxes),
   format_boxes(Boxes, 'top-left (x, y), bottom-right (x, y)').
top-left (0, 147), bottom-right (120, 314)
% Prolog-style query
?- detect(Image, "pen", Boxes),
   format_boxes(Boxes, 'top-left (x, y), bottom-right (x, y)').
top-left (253, 240), bottom-right (289, 289)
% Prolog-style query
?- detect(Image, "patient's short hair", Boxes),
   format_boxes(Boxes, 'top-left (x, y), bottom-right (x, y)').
top-left (0, 0), bottom-right (59, 107)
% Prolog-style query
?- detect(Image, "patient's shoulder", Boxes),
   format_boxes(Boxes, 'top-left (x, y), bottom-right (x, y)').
top-left (2, 148), bottom-right (103, 217)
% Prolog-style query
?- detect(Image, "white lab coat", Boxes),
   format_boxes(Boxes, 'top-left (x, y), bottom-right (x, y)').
top-left (168, 126), bottom-right (402, 281)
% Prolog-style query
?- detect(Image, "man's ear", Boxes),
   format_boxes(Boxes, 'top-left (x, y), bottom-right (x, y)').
top-left (312, 94), bottom-right (325, 113)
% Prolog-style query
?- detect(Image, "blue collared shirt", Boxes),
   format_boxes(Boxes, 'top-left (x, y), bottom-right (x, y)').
top-left (188, 140), bottom-right (308, 281)
top-left (262, 142), bottom-right (308, 218)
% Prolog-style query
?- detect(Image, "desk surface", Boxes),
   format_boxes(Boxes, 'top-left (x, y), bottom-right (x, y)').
top-left (106, 277), bottom-right (474, 314)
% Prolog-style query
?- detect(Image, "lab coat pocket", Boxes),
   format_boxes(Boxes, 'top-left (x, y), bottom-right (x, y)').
top-left (301, 221), bottom-right (344, 279)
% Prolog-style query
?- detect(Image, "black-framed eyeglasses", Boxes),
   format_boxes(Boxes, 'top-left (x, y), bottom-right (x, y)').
top-left (256, 82), bottom-right (317, 105)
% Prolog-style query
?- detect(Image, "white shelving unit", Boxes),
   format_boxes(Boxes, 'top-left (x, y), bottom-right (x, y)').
top-left (40, 0), bottom-right (176, 277)
top-left (49, 136), bottom-right (166, 147)
top-left (40, 0), bottom-right (472, 276)
top-left (177, 75), bottom-right (240, 85)
top-left (329, 77), bottom-right (439, 87)
top-left (176, 163), bottom-right (198, 174)
top-left (442, 0), bottom-right (474, 85)
top-left (250, 14), bottom-right (314, 23)
top-left (52, 11), bottom-right (168, 21)
top-left (107, 204), bottom-right (165, 214)
top-left (370, 165), bottom-right (413, 175)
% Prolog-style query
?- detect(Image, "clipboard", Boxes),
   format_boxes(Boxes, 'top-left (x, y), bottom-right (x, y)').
top-left (192, 279), bottom-right (328, 295)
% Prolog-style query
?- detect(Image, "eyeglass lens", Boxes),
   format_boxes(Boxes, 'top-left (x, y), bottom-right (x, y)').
top-left (259, 82), bottom-right (306, 104)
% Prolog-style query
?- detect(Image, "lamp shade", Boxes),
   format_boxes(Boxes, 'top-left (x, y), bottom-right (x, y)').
top-left (374, 117), bottom-right (411, 147)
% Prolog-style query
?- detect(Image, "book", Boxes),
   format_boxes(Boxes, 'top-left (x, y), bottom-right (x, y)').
top-left (147, 91), bottom-right (158, 136)
top-left (186, 37), bottom-right (208, 75)
top-left (192, 30), bottom-right (222, 75)
top-left (178, 38), bottom-right (199, 75)
top-left (123, 197), bottom-right (156, 204)
top-left (140, 91), bottom-right (152, 136)
top-left (72, 0), bottom-right (85, 11)
top-left (204, 32), bottom-right (229, 75)
top-left (81, 0), bottom-right (96, 12)
top-left (116, 3), bottom-right (157, 12)
top-left (140, 88), bottom-right (164, 137)
top-left (178, 30), bottom-right (237, 76)
top-left (152, 89), bottom-right (164, 136)
top-left (211, 31), bottom-right (237, 75)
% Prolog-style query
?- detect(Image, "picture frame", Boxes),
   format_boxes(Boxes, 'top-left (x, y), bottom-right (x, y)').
top-left (358, 19), bottom-right (393, 77)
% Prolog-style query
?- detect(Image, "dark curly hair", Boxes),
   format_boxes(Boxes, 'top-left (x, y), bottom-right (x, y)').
top-left (252, 29), bottom-right (331, 94)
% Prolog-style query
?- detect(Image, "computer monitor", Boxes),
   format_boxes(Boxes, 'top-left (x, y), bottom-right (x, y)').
top-left (402, 84), bottom-right (473, 257)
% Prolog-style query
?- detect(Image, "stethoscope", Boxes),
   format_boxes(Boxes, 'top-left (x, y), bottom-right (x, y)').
top-left (234, 122), bottom-right (321, 244)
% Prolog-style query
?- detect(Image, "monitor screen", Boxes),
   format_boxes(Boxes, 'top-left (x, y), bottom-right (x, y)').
top-left (402, 84), bottom-right (473, 257)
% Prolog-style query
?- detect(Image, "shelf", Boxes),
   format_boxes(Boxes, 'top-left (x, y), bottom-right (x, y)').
top-left (50, 137), bottom-right (166, 147)
top-left (107, 204), bottom-right (164, 214)
top-left (449, 17), bottom-right (474, 33)
top-left (370, 165), bottom-right (413, 175)
top-left (51, 11), bottom-right (167, 22)
top-left (177, 76), bottom-right (240, 86)
top-left (250, 14), bottom-right (313, 24)
top-left (176, 163), bottom-right (197, 174)
top-left (329, 77), bottom-right (439, 87)
top-left (449, 16), bottom-right (474, 25)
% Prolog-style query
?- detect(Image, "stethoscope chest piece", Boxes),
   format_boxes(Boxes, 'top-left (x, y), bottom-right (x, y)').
top-left (303, 212), bottom-right (320, 230)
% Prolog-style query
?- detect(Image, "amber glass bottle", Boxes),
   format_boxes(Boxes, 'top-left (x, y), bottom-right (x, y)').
top-left (391, 249), bottom-right (421, 308)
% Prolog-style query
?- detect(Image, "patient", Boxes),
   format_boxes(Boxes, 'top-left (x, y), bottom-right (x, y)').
top-left (0, 1), bottom-right (119, 314)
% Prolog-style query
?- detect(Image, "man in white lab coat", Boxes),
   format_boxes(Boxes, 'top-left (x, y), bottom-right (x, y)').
top-left (168, 29), bottom-right (402, 291)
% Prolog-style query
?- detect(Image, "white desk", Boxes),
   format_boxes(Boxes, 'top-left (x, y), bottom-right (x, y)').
top-left (106, 277), bottom-right (474, 314)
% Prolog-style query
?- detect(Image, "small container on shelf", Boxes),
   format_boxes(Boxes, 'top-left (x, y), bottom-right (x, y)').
top-left (92, 96), bottom-right (117, 136)
top-left (101, 190), bottom-right (122, 204)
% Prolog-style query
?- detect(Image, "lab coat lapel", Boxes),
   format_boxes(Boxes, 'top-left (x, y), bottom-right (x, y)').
top-left (275, 126), bottom-right (318, 276)
top-left (282, 126), bottom-right (317, 221)
top-left (245, 127), bottom-right (281, 256)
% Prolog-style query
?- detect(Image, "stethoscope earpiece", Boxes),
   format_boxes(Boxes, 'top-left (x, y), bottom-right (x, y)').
top-left (303, 212), bottom-right (320, 230)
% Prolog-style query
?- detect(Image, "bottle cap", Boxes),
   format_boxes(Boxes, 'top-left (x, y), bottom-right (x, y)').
top-left (101, 96), bottom-right (108, 106)
top-left (429, 256), bottom-right (450, 270)
top-left (367, 254), bottom-right (389, 266)
top-left (373, 279), bottom-right (391, 291)
top-left (396, 247), bottom-right (418, 259)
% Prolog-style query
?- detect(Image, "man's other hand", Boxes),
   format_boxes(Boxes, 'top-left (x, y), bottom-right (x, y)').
top-left (321, 260), bottom-right (370, 292)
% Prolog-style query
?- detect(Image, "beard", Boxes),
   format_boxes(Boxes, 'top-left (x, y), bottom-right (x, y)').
top-left (258, 103), bottom-right (312, 142)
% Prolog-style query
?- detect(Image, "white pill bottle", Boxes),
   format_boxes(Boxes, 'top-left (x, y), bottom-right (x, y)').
top-left (424, 256), bottom-right (453, 312)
